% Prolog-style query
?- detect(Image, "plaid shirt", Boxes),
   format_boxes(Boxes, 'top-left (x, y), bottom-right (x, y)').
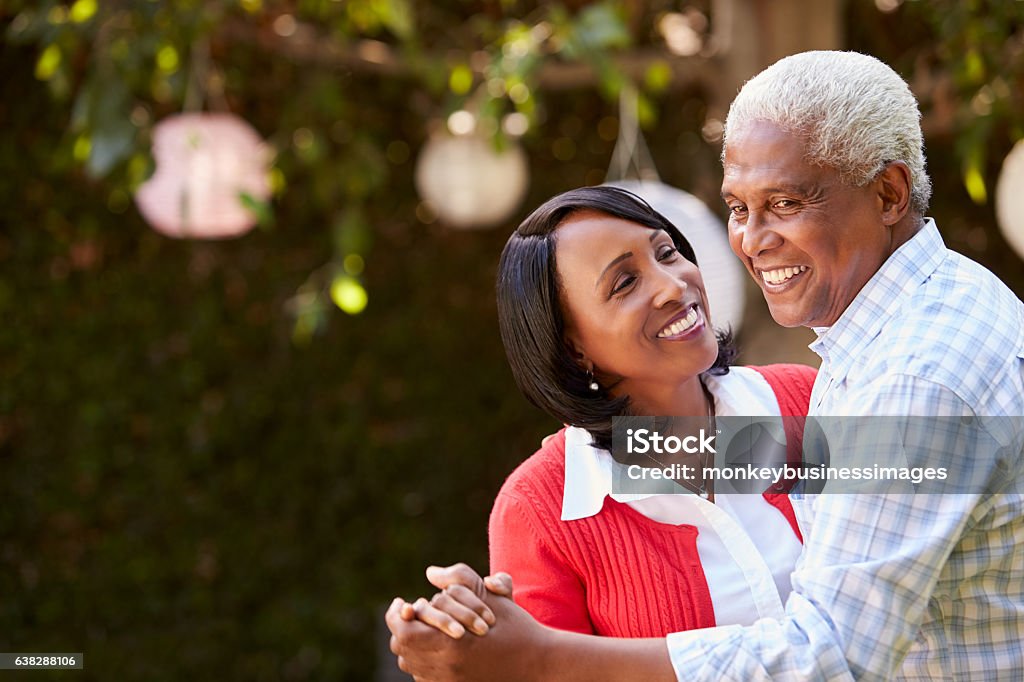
top-left (666, 220), bottom-right (1024, 680)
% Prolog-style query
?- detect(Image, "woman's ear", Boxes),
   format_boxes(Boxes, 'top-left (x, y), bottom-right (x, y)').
top-left (564, 335), bottom-right (588, 367)
top-left (877, 161), bottom-right (913, 226)
top-left (562, 319), bottom-right (588, 363)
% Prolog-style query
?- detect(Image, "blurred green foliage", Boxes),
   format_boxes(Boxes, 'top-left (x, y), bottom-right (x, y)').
top-left (5, 0), bottom-right (655, 339)
top-left (848, 0), bottom-right (1024, 206)
top-left (1, 1), bottom-right (1023, 680)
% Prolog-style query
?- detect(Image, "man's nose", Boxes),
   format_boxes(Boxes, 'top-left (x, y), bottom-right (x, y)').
top-left (732, 213), bottom-right (783, 259)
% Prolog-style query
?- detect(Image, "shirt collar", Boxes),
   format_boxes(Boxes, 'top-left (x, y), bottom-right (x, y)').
top-left (560, 426), bottom-right (614, 521)
top-left (808, 218), bottom-right (946, 382)
top-left (560, 370), bottom-right (780, 521)
top-left (561, 425), bottom-right (674, 520)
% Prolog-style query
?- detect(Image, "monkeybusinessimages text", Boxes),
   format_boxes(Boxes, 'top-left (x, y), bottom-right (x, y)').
top-left (624, 428), bottom-right (949, 486)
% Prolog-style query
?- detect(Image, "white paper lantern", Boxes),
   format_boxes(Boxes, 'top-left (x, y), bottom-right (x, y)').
top-left (607, 180), bottom-right (747, 332)
top-left (995, 140), bottom-right (1024, 261)
top-left (135, 113), bottom-right (272, 239)
top-left (415, 132), bottom-right (529, 229)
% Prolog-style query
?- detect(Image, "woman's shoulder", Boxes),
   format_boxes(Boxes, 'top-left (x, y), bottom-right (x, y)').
top-left (495, 427), bottom-right (569, 504)
top-left (742, 363), bottom-right (818, 410)
top-left (745, 362), bottom-right (818, 385)
top-left (705, 364), bottom-right (817, 416)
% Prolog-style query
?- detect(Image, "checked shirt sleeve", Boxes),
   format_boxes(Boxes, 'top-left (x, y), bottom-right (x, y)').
top-left (666, 375), bottom-right (1021, 681)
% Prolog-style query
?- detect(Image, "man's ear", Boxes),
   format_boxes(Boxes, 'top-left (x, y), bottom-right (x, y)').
top-left (877, 161), bottom-right (913, 226)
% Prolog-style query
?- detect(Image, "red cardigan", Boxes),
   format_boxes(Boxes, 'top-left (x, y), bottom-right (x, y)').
top-left (488, 364), bottom-right (817, 637)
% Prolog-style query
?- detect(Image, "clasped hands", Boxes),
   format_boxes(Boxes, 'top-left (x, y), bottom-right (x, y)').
top-left (385, 563), bottom-right (548, 682)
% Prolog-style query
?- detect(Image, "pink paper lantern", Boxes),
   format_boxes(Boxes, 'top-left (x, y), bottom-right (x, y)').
top-left (135, 113), bottom-right (271, 239)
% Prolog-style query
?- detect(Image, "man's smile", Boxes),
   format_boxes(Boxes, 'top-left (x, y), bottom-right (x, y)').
top-left (757, 265), bottom-right (809, 291)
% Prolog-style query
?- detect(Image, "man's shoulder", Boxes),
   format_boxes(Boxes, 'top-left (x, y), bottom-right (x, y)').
top-left (898, 249), bottom-right (1021, 344)
top-left (871, 250), bottom-right (1023, 399)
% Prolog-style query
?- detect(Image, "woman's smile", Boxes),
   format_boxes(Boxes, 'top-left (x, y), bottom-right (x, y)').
top-left (654, 303), bottom-right (704, 340)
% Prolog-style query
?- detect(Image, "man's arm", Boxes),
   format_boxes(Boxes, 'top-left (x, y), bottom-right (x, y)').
top-left (405, 496), bottom-right (978, 681)
top-left (663, 375), bottom-right (1000, 680)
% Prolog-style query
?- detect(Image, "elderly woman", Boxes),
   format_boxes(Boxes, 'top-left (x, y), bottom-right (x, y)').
top-left (395, 185), bottom-right (816, 648)
top-left (484, 186), bottom-right (814, 639)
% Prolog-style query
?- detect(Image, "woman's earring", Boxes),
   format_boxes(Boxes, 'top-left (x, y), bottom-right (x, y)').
top-left (586, 370), bottom-right (599, 392)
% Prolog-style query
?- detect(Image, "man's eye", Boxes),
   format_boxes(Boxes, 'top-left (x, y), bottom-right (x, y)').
top-left (774, 199), bottom-right (796, 209)
top-left (729, 205), bottom-right (747, 215)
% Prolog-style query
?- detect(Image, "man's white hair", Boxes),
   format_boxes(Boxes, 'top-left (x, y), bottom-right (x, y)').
top-left (724, 51), bottom-right (931, 214)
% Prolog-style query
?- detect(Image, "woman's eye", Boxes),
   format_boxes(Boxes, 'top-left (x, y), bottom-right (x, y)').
top-left (657, 246), bottom-right (678, 261)
top-left (611, 275), bottom-right (636, 295)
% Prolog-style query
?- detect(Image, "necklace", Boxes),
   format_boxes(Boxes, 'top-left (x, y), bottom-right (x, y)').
top-left (640, 378), bottom-right (717, 499)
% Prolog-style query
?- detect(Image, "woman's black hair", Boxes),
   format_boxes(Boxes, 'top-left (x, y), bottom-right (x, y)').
top-left (497, 185), bottom-right (737, 451)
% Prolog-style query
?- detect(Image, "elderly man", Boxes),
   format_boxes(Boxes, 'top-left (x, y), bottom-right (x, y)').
top-left (387, 51), bottom-right (1024, 681)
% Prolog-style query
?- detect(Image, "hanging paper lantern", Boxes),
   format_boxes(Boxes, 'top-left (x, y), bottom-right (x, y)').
top-left (415, 131), bottom-right (529, 229)
top-left (135, 113), bottom-right (271, 239)
top-left (607, 180), bottom-right (747, 332)
top-left (995, 140), bottom-right (1024, 261)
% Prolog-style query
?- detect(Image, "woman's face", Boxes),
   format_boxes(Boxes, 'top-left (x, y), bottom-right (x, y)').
top-left (555, 210), bottom-right (719, 403)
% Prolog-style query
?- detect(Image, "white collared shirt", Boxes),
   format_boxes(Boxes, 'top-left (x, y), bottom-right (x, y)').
top-left (561, 366), bottom-right (803, 627)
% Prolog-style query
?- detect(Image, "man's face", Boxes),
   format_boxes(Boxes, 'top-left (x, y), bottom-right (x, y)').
top-left (721, 121), bottom-right (894, 328)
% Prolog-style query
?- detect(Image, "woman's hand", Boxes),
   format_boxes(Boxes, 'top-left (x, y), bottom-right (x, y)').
top-left (396, 563), bottom-right (515, 639)
top-left (386, 562), bottom-right (677, 682)
top-left (385, 569), bottom-right (551, 682)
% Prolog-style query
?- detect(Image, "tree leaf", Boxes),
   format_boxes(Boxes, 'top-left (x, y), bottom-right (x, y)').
top-left (382, 0), bottom-right (414, 41)
top-left (81, 76), bottom-right (135, 178)
top-left (573, 2), bottom-right (630, 51)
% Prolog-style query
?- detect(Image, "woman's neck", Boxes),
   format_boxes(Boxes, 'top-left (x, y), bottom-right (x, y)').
top-left (627, 374), bottom-right (709, 417)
